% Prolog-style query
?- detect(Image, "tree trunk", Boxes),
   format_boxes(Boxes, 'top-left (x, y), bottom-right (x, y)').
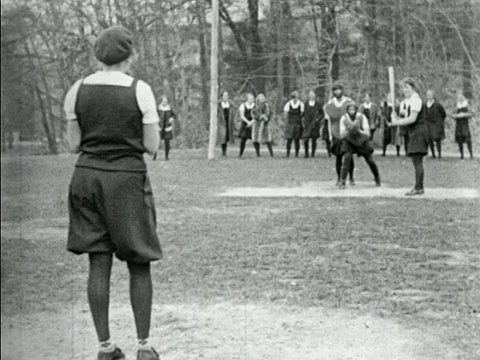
top-left (197, 0), bottom-right (210, 129)
top-left (365, 0), bottom-right (379, 94)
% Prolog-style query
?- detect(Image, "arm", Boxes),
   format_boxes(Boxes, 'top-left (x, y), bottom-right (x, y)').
top-left (339, 115), bottom-right (347, 138)
top-left (64, 79), bottom-right (82, 154)
top-left (391, 110), bottom-right (420, 126)
top-left (359, 115), bottom-right (370, 136)
top-left (239, 104), bottom-right (250, 124)
top-left (165, 110), bottom-right (175, 132)
top-left (67, 120), bottom-right (81, 154)
top-left (143, 124), bottom-right (160, 156)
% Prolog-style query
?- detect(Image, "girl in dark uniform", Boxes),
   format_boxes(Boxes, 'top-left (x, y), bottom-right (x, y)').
top-left (155, 95), bottom-right (176, 161)
top-left (324, 83), bottom-right (355, 185)
top-left (339, 102), bottom-right (381, 189)
top-left (217, 91), bottom-right (235, 157)
top-left (358, 93), bottom-right (381, 141)
top-left (253, 93), bottom-right (274, 157)
top-left (451, 92), bottom-right (474, 159)
top-left (391, 78), bottom-right (429, 196)
top-left (238, 93), bottom-right (255, 157)
top-left (302, 90), bottom-right (324, 158)
top-left (283, 91), bottom-right (304, 157)
top-left (424, 89), bottom-right (447, 159)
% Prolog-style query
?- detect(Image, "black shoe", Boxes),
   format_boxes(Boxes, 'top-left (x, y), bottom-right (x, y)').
top-left (350, 179), bottom-right (356, 186)
top-left (339, 182), bottom-right (346, 190)
top-left (405, 188), bottom-right (425, 196)
top-left (137, 347), bottom-right (160, 360)
top-left (97, 347), bottom-right (126, 360)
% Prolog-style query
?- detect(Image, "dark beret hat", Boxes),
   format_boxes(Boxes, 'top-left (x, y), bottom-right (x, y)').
top-left (400, 77), bottom-right (417, 88)
top-left (332, 82), bottom-right (344, 91)
top-left (94, 26), bottom-right (134, 65)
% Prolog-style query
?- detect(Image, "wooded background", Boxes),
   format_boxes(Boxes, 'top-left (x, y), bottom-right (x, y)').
top-left (1, 0), bottom-right (479, 153)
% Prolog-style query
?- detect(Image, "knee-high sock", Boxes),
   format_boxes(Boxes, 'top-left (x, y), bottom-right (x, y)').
top-left (335, 154), bottom-right (343, 181)
top-left (267, 142), bottom-right (274, 157)
top-left (311, 138), bottom-right (317, 157)
top-left (253, 142), bottom-right (260, 156)
top-left (412, 154), bottom-right (425, 190)
top-left (88, 253), bottom-right (113, 342)
top-left (294, 139), bottom-right (300, 157)
top-left (239, 138), bottom-right (247, 156)
top-left (326, 140), bottom-right (332, 157)
top-left (341, 152), bottom-right (353, 182)
top-left (436, 141), bottom-right (442, 158)
top-left (128, 262), bottom-right (152, 340)
top-left (429, 140), bottom-right (436, 157)
top-left (304, 140), bottom-right (309, 158)
top-left (164, 140), bottom-right (170, 159)
top-left (286, 139), bottom-right (293, 157)
top-left (364, 154), bottom-right (380, 182)
top-left (467, 141), bottom-right (473, 158)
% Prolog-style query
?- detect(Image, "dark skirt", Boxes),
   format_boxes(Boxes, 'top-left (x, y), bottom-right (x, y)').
top-left (160, 130), bottom-right (173, 141)
top-left (302, 120), bottom-right (320, 139)
top-left (285, 115), bottom-right (304, 140)
top-left (239, 122), bottom-right (252, 139)
top-left (407, 125), bottom-right (429, 156)
top-left (455, 119), bottom-right (471, 144)
top-left (342, 132), bottom-right (374, 156)
top-left (427, 122), bottom-right (445, 141)
top-left (331, 137), bottom-right (344, 156)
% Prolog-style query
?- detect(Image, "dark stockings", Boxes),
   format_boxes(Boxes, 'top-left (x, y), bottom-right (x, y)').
top-left (429, 140), bottom-right (442, 158)
top-left (239, 138), bottom-right (247, 157)
top-left (253, 142), bottom-right (261, 157)
top-left (336, 154), bottom-right (354, 182)
top-left (411, 154), bottom-right (425, 190)
top-left (88, 254), bottom-right (154, 342)
top-left (128, 262), bottom-right (153, 340)
top-left (341, 152), bottom-right (379, 183)
top-left (459, 141), bottom-right (473, 159)
top-left (304, 138), bottom-right (318, 158)
top-left (164, 139), bottom-right (170, 160)
top-left (267, 142), bottom-right (274, 157)
top-left (221, 144), bottom-right (227, 156)
top-left (325, 140), bottom-right (332, 157)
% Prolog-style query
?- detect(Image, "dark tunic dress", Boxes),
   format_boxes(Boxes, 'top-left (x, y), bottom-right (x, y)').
top-left (217, 101), bottom-right (235, 145)
top-left (324, 98), bottom-right (351, 155)
top-left (284, 101), bottom-right (304, 140)
top-left (341, 113), bottom-right (374, 156)
top-left (402, 96), bottom-right (429, 156)
top-left (158, 108), bottom-right (176, 140)
top-left (239, 103), bottom-right (254, 139)
top-left (424, 100), bottom-right (446, 141)
top-left (302, 101), bottom-right (323, 139)
top-left (455, 105), bottom-right (472, 144)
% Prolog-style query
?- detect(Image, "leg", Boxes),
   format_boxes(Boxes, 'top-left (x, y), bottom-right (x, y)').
top-left (411, 154), bottom-right (425, 191)
top-left (128, 262), bottom-right (153, 341)
top-left (382, 141), bottom-right (387, 156)
top-left (436, 141), bottom-right (442, 159)
top-left (335, 154), bottom-right (343, 184)
top-left (164, 139), bottom-right (170, 160)
top-left (364, 154), bottom-right (381, 185)
top-left (294, 139), bottom-right (300, 157)
top-left (404, 135), bottom-right (409, 155)
top-left (429, 139), bottom-right (436, 158)
top-left (349, 157), bottom-right (355, 184)
top-left (253, 142), bottom-right (260, 157)
top-left (311, 138), bottom-right (317, 157)
top-left (221, 144), bottom-right (227, 157)
top-left (88, 253), bottom-right (114, 342)
top-left (304, 140), bottom-right (309, 158)
top-left (369, 129), bottom-right (375, 141)
top-left (396, 145), bottom-right (400, 156)
top-left (239, 138), bottom-right (247, 157)
top-left (467, 140), bottom-right (473, 159)
top-left (286, 139), bottom-right (292, 157)
top-left (340, 152), bottom-right (353, 186)
top-left (326, 140), bottom-right (332, 157)
top-left (459, 143), bottom-right (464, 159)
top-left (267, 142), bottom-right (274, 157)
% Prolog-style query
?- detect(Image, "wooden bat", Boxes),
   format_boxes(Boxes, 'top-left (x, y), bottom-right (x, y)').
top-left (388, 66), bottom-right (395, 115)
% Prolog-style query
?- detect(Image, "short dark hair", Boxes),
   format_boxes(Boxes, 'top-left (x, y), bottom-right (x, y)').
top-left (400, 77), bottom-right (417, 89)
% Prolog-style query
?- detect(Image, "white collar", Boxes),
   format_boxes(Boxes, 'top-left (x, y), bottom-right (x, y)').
top-left (426, 99), bottom-right (435, 107)
top-left (363, 102), bottom-right (372, 109)
top-left (158, 104), bottom-right (171, 111)
top-left (245, 102), bottom-right (255, 109)
top-left (457, 100), bottom-right (468, 108)
top-left (221, 101), bottom-right (230, 108)
top-left (330, 96), bottom-right (349, 106)
top-left (308, 99), bottom-right (316, 106)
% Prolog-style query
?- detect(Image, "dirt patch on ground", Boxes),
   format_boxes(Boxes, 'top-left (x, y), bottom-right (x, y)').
top-left (218, 181), bottom-right (480, 200)
top-left (1, 301), bottom-right (459, 360)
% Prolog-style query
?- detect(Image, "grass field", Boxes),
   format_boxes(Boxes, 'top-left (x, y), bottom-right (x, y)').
top-left (1, 148), bottom-right (479, 359)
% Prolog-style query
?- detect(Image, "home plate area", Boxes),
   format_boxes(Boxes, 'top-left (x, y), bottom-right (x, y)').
top-left (217, 181), bottom-right (480, 200)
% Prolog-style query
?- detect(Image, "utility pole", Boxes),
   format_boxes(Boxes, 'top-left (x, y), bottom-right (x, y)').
top-left (208, 0), bottom-right (219, 159)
